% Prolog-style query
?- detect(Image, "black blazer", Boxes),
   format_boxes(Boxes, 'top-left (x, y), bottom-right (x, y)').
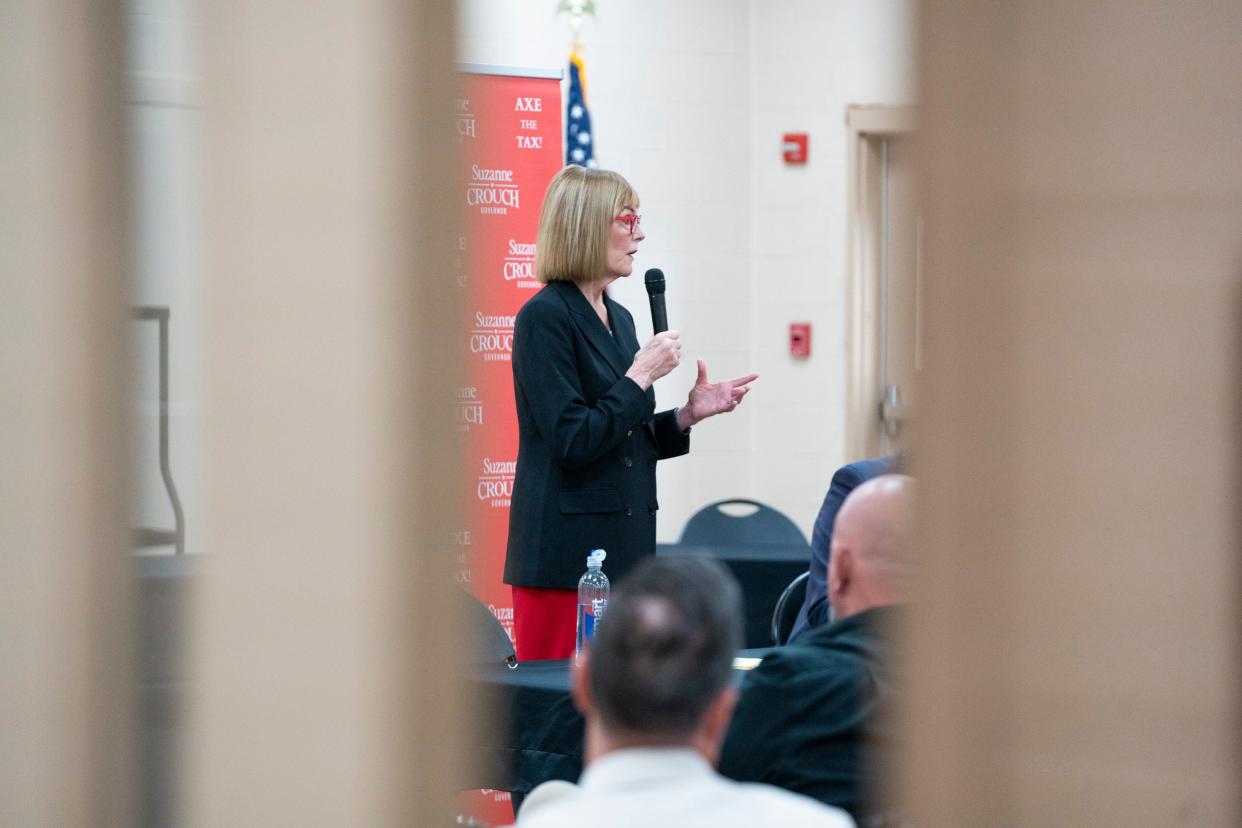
top-left (504, 280), bottom-right (690, 590)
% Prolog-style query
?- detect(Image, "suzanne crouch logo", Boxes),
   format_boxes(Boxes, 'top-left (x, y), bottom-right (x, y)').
top-left (470, 311), bottom-right (514, 362)
top-left (504, 239), bottom-right (539, 289)
top-left (456, 385), bottom-right (484, 432)
top-left (466, 165), bottom-right (520, 215)
top-left (477, 457), bottom-right (515, 507)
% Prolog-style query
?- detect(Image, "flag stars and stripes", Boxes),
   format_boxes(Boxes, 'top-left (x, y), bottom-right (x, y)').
top-left (566, 53), bottom-right (596, 168)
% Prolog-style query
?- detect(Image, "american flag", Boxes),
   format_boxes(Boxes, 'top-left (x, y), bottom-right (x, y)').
top-left (566, 52), bottom-right (596, 167)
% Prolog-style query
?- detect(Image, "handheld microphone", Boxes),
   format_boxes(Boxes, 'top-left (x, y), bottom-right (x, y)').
top-left (644, 268), bottom-right (668, 334)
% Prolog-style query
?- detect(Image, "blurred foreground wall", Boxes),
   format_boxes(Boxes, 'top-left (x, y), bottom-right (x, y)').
top-left (1, 1), bottom-right (134, 825)
top-left (909, 1), bottom-right (1242, 824)
top-left (187, 1), bottom-right (465, 825)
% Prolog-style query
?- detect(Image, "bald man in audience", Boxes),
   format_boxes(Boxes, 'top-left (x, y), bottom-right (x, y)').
top-left (514, 557), bottom-right (853, 828)
top-left (718, 474), bottom-right (915, 825)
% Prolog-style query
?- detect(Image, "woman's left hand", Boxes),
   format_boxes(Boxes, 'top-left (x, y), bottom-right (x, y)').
top-left (678, 360), bottom-right (759, 430)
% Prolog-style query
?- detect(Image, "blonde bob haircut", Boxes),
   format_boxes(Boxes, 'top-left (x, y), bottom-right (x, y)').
top-left (535, 165), bottom-right (639, 284)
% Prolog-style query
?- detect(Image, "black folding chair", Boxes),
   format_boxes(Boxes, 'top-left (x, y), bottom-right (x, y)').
top-left (770, 570), bottom-right (810, 646)
top-left (678, 498), bottom-right (807, 547)
top-left (458, 587), bottom-right (517, 668)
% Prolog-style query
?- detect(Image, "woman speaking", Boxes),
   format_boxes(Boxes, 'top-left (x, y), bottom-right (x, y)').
top-left (504, 165), bottom-right (757, 660)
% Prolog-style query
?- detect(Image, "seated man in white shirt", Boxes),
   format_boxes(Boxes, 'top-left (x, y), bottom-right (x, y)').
top-left (515, 556), bottom-right (854, 828)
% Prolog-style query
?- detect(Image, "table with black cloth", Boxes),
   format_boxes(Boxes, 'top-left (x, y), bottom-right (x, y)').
top-left (469, 660), bottom-right (585, 796)
top-left (656, 542), bottom-right (809, 649)
top-left (466, 650), bottom-right (774, 796)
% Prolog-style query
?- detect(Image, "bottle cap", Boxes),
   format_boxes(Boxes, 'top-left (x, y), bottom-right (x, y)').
top-left (587, 548), bottom-right (607, 567)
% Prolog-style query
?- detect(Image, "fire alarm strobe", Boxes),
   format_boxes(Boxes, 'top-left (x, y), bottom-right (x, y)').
top-left (782, 133), bottom-right (808, 164)
top-left (790, 322), bottom-right (811, 357)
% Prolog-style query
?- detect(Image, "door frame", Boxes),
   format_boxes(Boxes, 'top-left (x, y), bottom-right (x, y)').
top-left (843, 104), bottom-right (917, 460)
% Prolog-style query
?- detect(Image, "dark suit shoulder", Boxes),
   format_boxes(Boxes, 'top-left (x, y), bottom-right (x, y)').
top-left (832, 461), bottom-right (870, 489)
top-left (721, 638), bottom-right (861, 788)
top-left (518, 283), bottom-right (569, 313)
top-left (828, 457), bottom-right (894, 492)
top-left (747, 637), bottom-right (862, 690)
top-left (516, 285), bottom-right (574, 328)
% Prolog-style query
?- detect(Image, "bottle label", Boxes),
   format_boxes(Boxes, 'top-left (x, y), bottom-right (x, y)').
top-left (577, 596), bottom-right (608, 655)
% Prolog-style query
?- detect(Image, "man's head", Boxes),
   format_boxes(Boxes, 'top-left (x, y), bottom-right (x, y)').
top-left (572, 556), bottom-right (743, 763)
top-left (828, 474), bottom-right (916, 620)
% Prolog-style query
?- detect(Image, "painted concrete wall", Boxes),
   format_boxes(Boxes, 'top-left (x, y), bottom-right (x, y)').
top-left (458, 0), bottom-right (914, 539)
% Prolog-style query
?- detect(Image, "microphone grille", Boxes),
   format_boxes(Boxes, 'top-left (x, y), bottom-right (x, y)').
top-left (644, 268), bottom-right (666, 294)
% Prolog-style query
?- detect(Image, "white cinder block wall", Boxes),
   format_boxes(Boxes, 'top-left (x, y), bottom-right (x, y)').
top-left (747, 1), bottom-right (915, 534)
top-left (461, 0), bottom-right (915, 542)
top-left (128, 0), bottom-right (914, 549)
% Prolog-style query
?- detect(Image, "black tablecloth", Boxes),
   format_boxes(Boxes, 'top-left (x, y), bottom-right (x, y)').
top-left (469, 660), bottom-right (585, 794)
top-left (656, 543), bottom-right (809, 648)
top-left (466, 650), bottom-right (775, 795)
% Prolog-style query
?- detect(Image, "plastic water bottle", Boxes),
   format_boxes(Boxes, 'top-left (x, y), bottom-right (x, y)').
top-left (575, 548), bottom-right (609, 658)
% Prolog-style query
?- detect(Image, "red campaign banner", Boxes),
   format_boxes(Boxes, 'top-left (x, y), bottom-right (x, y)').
top-left (454, 68), bottom-right (563, 646)
top-left (456, 789), bottom-right (515, 826)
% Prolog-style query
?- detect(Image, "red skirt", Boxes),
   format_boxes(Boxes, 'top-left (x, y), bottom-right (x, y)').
top-left (512, 586), bottom-right (577, 661)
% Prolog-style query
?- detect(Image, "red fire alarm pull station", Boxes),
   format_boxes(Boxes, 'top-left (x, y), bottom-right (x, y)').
top-left (790, 322), bottom-right (812, 357)
top-left (782, 133), bottom-right (808, 164)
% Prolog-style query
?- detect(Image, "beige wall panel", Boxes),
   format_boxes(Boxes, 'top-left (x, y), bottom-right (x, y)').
top-left (189, 2), bottom-right (463, 825)
top-left (0, 1), bottom-right (134, 825)
top-left (910, 1), bottom-right (1242, 825)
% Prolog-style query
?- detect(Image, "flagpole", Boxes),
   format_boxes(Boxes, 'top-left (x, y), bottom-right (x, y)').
top-left (556, 0), bottom-right (595, 54)
top-left (558, 0), bottom-right (598, 167)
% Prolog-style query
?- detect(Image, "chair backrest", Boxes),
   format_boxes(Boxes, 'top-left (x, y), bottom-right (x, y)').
top-left (771, 570), bottom-right (810, 646)
top-left (678, 498), bottom-right (808, 547)
top-left (458, 587), bottom-right (518, 667)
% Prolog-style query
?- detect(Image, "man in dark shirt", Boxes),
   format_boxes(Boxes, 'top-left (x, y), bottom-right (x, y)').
top-left (719, 474), bottom-right (914, 824)
top-left (789, 455), bottom-right (898, 642)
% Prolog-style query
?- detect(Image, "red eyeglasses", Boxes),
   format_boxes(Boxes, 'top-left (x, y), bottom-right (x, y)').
top-left (613, 213), bottom-right (642, 237)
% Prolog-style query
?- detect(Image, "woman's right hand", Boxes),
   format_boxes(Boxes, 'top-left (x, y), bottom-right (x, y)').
top-left (625, 330), bottom-right (681, 390)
